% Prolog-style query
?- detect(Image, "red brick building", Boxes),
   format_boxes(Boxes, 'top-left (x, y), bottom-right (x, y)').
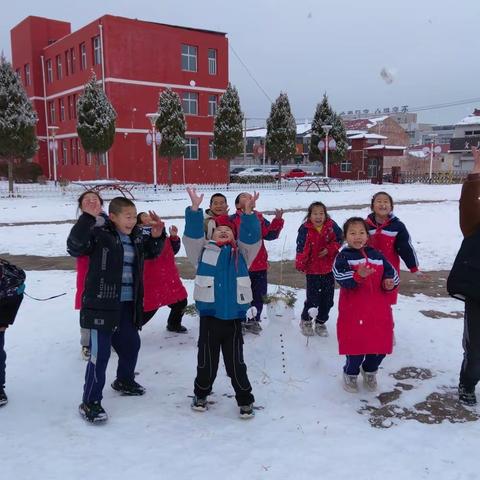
top-left (10, 15), bottom-right (228, 183)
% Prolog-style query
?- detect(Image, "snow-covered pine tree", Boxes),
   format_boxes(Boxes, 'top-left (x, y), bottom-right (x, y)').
top-left (76, 73), bottom-right (116, 178)
top-left (156, 88), bottom-right (186, 189)
top-left (265, 92), bottom-right (296, 181)
top-left (310, 93), bottom-right (348, 167)
top-left (213, 83), bottom-right (244, 181)
top-left (0, 55), bottom-right (38, 194)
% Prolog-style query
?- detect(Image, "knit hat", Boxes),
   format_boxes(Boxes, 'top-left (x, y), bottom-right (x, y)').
top-left (214, 215), bottom-right (237, 237)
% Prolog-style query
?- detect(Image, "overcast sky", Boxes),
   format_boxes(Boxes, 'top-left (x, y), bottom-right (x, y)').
top-left (2, 0), bottom-right (479, 126)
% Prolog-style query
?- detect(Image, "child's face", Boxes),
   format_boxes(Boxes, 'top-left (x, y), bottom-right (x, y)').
top-left (210, 196), bottom-right (228, 216)
top-left (236, 193), bottom-right (252, 210)
top-left (346, 222), bottom-right (369, 250)
top-left (139, 213), bottom-right (152, 225)
top-left (310, 206), bottom-right (326, 226)
top-left (212, 226), bottom-right (234, 243)
top-left (81, 193), bottom-right (102, 212)
top-left (110, 206), bottom-right (138, 235)
top-left (372, 194), bottom-right (392, 218)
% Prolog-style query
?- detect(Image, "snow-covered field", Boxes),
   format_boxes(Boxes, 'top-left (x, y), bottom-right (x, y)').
top-left (1, 183), bottom-right (476, 480)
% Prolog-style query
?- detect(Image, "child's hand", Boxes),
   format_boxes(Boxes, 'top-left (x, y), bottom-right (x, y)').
top-left (244, 191), bottom-right (259, 214)
top-left (357, 264), bottom-right (375, 278)
top-left (383, 278), bottom-right (395, 290)
top-left (169, 225), bottom-right (178, 237)
top-left (414, 270), bottom-right (430, 281)
top-left (275, 208), bottom-right (284, 220)
top-left (149, 210), bottom-right (165, 238)
top-left (186, 187), bottom-right (204, 211)
top-left (318, 248), bottom-right (328, 258)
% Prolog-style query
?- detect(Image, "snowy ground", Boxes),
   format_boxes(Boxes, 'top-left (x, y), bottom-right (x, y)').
top-left (1, 183), bottom-right (476, 480)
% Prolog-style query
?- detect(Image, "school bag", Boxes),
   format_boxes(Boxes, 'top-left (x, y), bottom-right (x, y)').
top-left (447, 228), bottom-right (480, 302)
top-left (0, 258), bottom-right (26, 300)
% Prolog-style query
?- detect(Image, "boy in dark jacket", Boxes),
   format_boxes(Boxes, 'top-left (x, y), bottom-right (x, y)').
top-left (67, 197), bottom-right (165, 423)
top-left (0, 260), bottom-right (25, 407)
top-left (183, 187), bottom-right (261, 419)
top-left (455, 147), bottom-right (480, 405)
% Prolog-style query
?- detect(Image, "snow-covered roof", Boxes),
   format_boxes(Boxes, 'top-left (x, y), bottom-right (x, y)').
top-left (346, 130), bottom-right (367, 136)
top-left (408, 151), bottom-right (428, 158)
top-left (348, 133), bottom-right (387, 140)
top-left (456, 115), bottom-right (480, 126)
top-left (365, 145), bottom-right (405, 150)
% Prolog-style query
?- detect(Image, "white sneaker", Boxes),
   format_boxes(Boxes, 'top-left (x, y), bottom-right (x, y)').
top-left (300, 320), bottom-right (315, 336)
top-left (361, 367), bottom-right (378, 392)
top-left (314, 323), bottom-right (329, 337)
top-left (343, 373), bottom-right (359, 393)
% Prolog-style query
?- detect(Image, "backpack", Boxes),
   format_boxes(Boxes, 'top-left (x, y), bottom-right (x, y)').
top-left (447, 228), bottom-right (480, 302)
top-left (0, 258), bottom-right (26, 300)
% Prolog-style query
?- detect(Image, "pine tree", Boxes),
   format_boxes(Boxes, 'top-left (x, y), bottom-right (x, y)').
top-left (76, 73), bottom-right (116, 178)
top-left (213, 83), bottom-right (244, 180)
top-left (265, 92), bottom-right (297, 181)
top-left (0, 55), bottom-right (38, 194)
top-left (156, 88), bottom-right (186, 189)
top-left (310, 93), bottom-right (348, 169)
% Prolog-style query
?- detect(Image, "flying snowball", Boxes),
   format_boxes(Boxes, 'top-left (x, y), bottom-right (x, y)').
top-left (380, 67), bottom-right (395, 84)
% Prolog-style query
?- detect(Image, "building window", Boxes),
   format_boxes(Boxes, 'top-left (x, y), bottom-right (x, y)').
top-left (93, 36), bottom-right (102, 65)
top-left (59, 98), bottom-right (65, 121)
top-left (65, 51), bottom-right (70, 76)
top-left (208, 95), bottom-right (218, 116)
top-left (86, 153), bottom-right (92, 166)
top-left (80, 43), bottom-right (87, 70)
top-left (73, 94), bottom-right (77, 119)
top-left (56, 55), bottom-right (62, 80)
top-left (77, 141), bottom-right (82, 165)
top-left (48, 101), bottom-right (56, 124)
top-left (340, 159), bottom-right (352, 172)
top-left (68, 95), bottom-right (74, 119)
top-left (70, 139), bottom-right (76, 165)
top-left (182, 92), bottom-right (198, 115)
top-left (62, 140), bottom-right (68, 165)
top-left (16, 69), bottom-right (21, 81)
top-left (181, 44), bottom-right (197, 72)
top-left (367, 158), bottom-right (379, 178)
top-left (184, 138), bottom-right (199, 160)
top-left (208, 49), bottom-right (217, 75)
top-left (24, 64), bottom-right (31, 86)
top-left (209, 140), bottom-right (216, 159)
top-left (70, 48), bottom-right (76, 74)
top-left (46, 59), bottom-right (53, 83)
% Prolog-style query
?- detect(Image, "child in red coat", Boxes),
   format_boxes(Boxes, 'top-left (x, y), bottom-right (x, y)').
top-left (295, 202), bottom-right (342, 337)
top-left (137, 213), bottom-right (188, 333)
top-left (333, 217), bottom-right (399, 393)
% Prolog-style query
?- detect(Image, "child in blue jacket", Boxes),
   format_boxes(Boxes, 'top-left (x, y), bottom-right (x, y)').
top-left (183, 187), bottom-right (261, 419)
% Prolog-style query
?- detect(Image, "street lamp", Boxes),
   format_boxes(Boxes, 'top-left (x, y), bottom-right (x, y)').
top-left (422, 134), bottom-right (441, 181)
top-left (48, 126), bottom-right (59, 186)
top-left (317, 124), bottom-right (336, 178)
top-left (146, 113), bottom-right (162, 192)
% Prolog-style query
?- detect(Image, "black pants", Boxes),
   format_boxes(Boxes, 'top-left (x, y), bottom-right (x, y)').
top-left (143, 298), bottom-right (188, 327)
top-left (459, 298), bottom-right (480, 389)
top-left (194, 316), bottom-right (254, 407)
top-left (344, 354), bottom-right (386, 375)
top-left (249, 270), bottom-right (267, 322)
top-left (0, 294), bottom-right (24, 388)
top-left (301, 273), bottom-right (335, 323)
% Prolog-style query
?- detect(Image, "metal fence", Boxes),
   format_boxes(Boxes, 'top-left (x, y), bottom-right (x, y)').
top-left (397, 170), bottom-right (468, 184)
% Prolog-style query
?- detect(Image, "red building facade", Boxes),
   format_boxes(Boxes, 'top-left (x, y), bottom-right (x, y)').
top-left (10, 15), bottom-right (229, 183)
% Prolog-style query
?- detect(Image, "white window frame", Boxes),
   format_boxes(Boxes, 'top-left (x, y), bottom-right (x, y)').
top-left (208, 95), bottom-right (218, 117)
top-left (24, 64), bottom-right (31, 86)
top-left (62, 140), bottom-right (68, 165)
top-left (182, 92), bottom-right (198, 116)
top-left (209, 140), bottom-right (217, 160)
top-left (367, 158), bottom-right (379, 178)
top-left (340, 159), bottom-right (352, 172)
top-left (93, 36), bottom-right (102, 65)
top-left (80, 43), bottom-right (87, 70)
top-left (208, 48), bottom-right (217, 75)
top-left (49, 101), bottom-right (55, 123)
top-left (181, 44), bottom-right (197, 72)
top-left (56, 55), bottom-right (62, 80)
top-left (184, 137), bottom-right (199, 160)
top-left (46, 59), bottom-right (53, 83)
top-left (59, 98), bottom-right (65, 121)
top-left (70, 48), bottom-right (76, 73)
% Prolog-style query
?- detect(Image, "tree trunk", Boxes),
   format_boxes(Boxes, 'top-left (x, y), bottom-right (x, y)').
top-left (168, 157), bottom-right (172, 191)
top-left (8, 159), bottom-right (14, 196)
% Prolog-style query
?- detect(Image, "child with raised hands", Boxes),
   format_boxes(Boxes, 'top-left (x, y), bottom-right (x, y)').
top-left (333, 217), bottom-right (399, 393)
top-left (183, 187), bottom-right (261, 419)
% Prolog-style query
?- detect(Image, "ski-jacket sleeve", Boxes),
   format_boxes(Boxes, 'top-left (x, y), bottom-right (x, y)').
top-left (263, 215), bottom-right (284, 241)
top-left (182, 207), bottom-right (206, 268)
top-left (380, 254), bottom-right (400, 289)
top-left (295, 224), bottom-right (310, 272)
top-left (238, 213), bottom-right (262, 268)
top-left (460, 173), bottom-right (480, 238)
top-left (333, 252), bottom-right (361, 289)
top-left (326, 221), bottom-right (343, 257)
top-left (67, 212), bottom-right (97, 257)
top-left (142, 228), bottom-right (165, 259)
top-left (395, 221), bottom-right (419, 272)
top-left (169, 235), bottom-right (181, 255)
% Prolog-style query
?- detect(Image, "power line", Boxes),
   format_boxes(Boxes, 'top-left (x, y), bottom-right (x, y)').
top-left (408, 96), bottom-right (480, 112)
top-left (229, 43), bottom-right (273, 104)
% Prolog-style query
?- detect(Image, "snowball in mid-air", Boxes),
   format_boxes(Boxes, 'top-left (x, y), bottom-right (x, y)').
top-left (380, 67), bottom-right (395, 84)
